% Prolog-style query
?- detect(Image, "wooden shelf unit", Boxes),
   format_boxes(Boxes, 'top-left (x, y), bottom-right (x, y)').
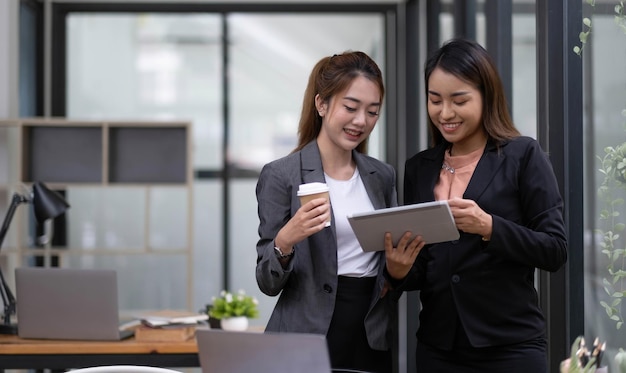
top-left (0, 118), bottom-right (194, 311)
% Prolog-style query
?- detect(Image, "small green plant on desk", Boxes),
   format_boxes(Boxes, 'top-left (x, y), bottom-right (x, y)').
top-left (207, 290), bottom-right (259, 320)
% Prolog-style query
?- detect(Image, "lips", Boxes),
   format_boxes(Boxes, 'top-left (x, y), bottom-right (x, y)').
top-left (441, 122), bottom-right (461, 132)
top-left (344, 128), bottom-right (363, 137)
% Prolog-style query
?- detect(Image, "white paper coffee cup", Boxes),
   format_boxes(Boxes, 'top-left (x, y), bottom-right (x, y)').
top-left (297, 182), bottom-right (331, 227)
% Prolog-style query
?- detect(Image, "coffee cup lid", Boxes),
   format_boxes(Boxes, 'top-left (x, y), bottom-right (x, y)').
top-left (297, 182), bottom-right (329, 196)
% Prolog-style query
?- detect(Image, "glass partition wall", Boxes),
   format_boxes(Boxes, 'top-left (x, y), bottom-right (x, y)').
top-left (65, 11), bottom-right (386, 328)
top-left (582, 1), bottom-right (626, 370)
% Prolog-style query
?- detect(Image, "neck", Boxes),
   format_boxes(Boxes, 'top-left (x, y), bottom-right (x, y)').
top-left (317, 138), bottom-right (355, 180)
top-left (448, 137), bottom-right (488, 156)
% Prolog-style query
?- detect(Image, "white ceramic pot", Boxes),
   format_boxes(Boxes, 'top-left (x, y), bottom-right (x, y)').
top-left (220, 316), bottom-right (249, 331)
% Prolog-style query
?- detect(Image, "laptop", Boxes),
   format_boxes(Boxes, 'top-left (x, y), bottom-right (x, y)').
top-left (15, 267), bottom-right (135, 340)
top-left (196, 328), bottom-right (332, 373)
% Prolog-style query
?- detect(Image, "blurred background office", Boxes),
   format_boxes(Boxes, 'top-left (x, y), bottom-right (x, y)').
top-left (0, 1), bottom-right (625, 372)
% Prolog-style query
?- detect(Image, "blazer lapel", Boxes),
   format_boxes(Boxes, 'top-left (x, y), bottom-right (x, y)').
top-left (418, 145), bottom-right (447, 202)
top-left (298, 141), bottom-right (338, 264)
top-left (299, 141), bottom-right (326, 184)
top-left (464, 141), bottom-right (506, 201)
top-left (354, 152), bottom-right (386, 210)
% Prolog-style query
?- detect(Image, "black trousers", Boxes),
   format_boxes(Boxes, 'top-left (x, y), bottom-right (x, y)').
top-left (326, 275), bottom-right (392, 373)
top-left (415, 325), bottom-right (547, 373)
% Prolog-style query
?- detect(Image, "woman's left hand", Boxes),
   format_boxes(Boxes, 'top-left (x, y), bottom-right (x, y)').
top-left (447, 197), bottom-right (492, 240)
top-left (384, 232), bottom-right (425, 280)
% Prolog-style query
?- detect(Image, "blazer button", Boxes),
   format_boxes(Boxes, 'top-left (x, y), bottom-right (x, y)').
top-left (323, 284), bottom-right (333, 293)
top-left (451, 274), bottom-right (460, 283)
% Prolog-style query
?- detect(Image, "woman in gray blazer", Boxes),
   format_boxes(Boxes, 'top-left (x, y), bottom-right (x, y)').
top-left (256, 51), bottom-right (425, 373)
top-left (385, 38), bottom-right (568, 372)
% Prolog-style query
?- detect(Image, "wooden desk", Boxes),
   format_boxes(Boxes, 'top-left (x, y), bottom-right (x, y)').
top-left (0, 334), bottom-right (199, 371)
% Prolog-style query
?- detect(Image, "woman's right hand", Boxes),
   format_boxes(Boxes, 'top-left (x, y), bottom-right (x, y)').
top-left (384, 231), bottom-right (424, 280)
top-left (274, 197), bottom-right (331, 251)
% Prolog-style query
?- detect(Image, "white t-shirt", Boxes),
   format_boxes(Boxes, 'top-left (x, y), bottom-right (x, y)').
top-left (325, 169), bottom-right (379, 277)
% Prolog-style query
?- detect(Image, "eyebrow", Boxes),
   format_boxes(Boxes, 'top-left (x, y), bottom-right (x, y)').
top-left (343, 96), bottom-right (381, 107)
top-left (427, 90), bottom-right (471, 98)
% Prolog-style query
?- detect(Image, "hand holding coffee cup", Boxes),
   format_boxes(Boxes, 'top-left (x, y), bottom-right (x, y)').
top-left (297, 182), bottom-right (331, 227)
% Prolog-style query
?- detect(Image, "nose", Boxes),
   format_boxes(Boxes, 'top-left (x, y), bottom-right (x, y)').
top-left (441, 102), bottom-right (455, 120)
top-left (353, 109), bottom-right (367, 126)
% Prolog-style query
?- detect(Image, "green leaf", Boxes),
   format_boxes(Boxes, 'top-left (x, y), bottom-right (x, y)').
top-left (613, 298), bottom-right (622, 306)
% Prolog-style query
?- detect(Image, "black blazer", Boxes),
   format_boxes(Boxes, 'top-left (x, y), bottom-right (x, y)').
top-left (400, 136), bottom-right (567, 350)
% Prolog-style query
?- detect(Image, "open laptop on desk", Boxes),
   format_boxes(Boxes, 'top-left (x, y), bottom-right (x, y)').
top-left (196, 328), bottom-right (332, 373)
top-left (15, 267), bottom-right (134, 341)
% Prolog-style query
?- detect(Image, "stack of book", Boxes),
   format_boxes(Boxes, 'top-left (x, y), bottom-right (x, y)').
top-left (132, 310), bottom-right (209, 342)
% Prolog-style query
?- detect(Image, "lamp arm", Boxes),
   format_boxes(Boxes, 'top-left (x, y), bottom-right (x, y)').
top-left (0, 269), bottom-right (16, 325)
top-left (0, 193), bottom-right (29, 325)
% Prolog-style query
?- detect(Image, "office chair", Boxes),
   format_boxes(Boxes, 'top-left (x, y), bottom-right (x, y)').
top-left (66, 366), bottom-right (183, 373)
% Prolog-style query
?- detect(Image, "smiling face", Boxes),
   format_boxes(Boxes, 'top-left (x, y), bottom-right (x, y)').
top-left (427, 67), bottom-right (487, 155)
top-left (315, 75), bottom-right (381, 154)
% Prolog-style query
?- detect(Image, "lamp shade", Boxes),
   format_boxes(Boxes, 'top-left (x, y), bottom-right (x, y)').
top-left (32, 182), bottom-right (70, 224)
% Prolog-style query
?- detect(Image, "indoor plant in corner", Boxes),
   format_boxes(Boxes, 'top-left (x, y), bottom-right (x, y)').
top-left (575, 1), bottom-right (626, 372)
top-left (208, 290), bottom-right (259, 331)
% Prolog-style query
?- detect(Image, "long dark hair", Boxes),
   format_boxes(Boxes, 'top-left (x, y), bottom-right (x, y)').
top-left (424, 38), bottom-right (520, 148)
top-left (293, 51), bottom-right (384, 153)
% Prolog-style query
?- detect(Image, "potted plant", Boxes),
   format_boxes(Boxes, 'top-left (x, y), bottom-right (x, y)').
top-left (206, 290), bottom-right (259, 331)
top-left (561, 336), bottom-right (608, 373)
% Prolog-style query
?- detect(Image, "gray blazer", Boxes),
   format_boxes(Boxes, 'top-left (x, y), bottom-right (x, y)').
top-left (255, 140), bottom-right (399, 350)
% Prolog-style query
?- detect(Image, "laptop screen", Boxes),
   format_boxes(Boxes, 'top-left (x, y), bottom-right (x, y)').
top-left (196, 329), bottom-right (332, 373)
top-left (15, 267), bottom-right (130, 340)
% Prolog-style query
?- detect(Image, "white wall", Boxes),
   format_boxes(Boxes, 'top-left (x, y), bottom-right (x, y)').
top-left (0, 0), bottom-right (19, 118)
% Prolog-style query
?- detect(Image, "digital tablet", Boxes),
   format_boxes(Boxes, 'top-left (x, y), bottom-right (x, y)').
top-left (347, 200), bottom-right (460, 252)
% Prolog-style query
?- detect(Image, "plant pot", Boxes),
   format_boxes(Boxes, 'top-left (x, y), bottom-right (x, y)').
top-left (220, 316), bottom-right (249, 331)
top-left (208, 316), bottom-right (222, 329)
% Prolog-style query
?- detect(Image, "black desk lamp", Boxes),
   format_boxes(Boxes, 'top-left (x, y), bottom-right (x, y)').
top-left (0, 182), bottom-right (70, 334)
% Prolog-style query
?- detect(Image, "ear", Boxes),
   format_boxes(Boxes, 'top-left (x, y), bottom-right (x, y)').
top-left (315, 94), bottom-right (327, 117)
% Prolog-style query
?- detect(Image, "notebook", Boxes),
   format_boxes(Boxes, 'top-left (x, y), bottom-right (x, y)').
top-left (15, 267), bottom-right (135, 340)
top-left (196, 328), bottom-right (332, 373)
top-left (347, 200), bottom-right (460, 252)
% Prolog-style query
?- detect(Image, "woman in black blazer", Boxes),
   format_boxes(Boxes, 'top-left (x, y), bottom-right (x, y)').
top-left (384, 38), bottom-right (567, 372)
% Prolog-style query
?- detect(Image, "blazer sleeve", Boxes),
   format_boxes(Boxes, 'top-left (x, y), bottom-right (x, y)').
top-left (484, 138), bottom-right (567, 272)
top-left (255, 160), bottom-right (295, 296)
